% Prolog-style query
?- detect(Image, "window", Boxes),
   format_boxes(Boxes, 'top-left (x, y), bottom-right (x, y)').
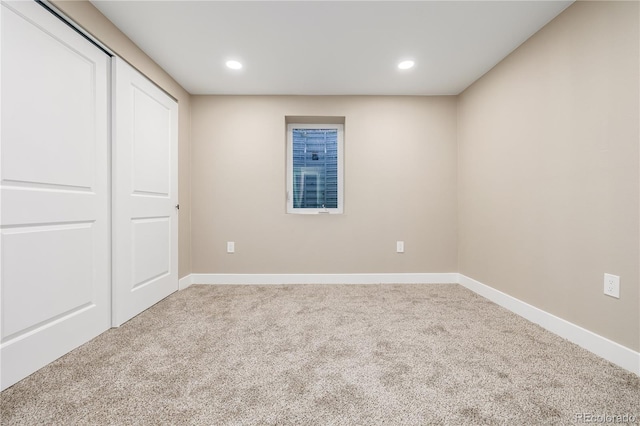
top-left (286, 123), bottom-right (344, 214)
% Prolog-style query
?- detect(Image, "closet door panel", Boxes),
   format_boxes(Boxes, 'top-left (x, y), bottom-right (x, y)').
top-left (112, 58), bottom-right (178, 327)
top-left (0, 1), bottom-right (110, 390)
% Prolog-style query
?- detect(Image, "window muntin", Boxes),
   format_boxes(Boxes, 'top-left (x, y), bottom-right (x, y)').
top-left (287, 123), bottom-right (343, 214)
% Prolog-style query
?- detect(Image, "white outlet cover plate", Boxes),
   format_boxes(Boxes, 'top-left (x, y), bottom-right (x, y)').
top-left (603, 273), bottom-right (620, 298)
top-left (396, 241), bottom-right (404, 253)
top-left (227, 241), bottom-right (235, 253)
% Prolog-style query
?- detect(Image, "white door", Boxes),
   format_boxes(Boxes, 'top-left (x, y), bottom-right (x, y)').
top-left (1, 1), bottom-right (110, 390)
top-left (112, 58), bottom-right (178, 327)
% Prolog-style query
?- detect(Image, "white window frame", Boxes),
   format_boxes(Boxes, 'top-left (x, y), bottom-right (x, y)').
top-left (286, 123), bottom-right (344, 214)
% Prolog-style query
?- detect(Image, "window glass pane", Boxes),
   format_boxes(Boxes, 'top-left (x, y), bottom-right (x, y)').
top-left (292, 128), bottom-right (338, 209)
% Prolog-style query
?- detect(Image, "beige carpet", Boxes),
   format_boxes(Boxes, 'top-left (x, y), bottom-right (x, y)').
top-left (1, 284), bottom-right (639, 425)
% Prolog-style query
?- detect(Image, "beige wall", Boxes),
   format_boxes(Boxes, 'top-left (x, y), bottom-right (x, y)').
top-left (458, 1), bottom-right (639, 350)
top-left (50, 1), bottom-right (192, 279)
top-left (191, 96), bottom-right (458, 274)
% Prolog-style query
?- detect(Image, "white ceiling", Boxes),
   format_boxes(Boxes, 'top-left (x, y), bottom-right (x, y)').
top-left (91, 1), bottom-right (573, 96)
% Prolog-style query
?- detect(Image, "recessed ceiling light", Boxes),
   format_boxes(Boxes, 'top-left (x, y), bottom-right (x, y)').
top-left (398, 60), bottom-right (415, 70)
top-left (226, 60), bottom-right (243, 70)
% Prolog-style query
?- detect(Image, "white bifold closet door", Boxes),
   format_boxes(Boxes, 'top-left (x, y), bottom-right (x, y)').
top-left (112, 58), bottom-right (178, 327)
top-left (1, 1), bottom-right (110, 390)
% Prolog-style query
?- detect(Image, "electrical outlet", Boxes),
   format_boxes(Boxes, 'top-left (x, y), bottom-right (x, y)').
top-left (603, 273), bottom-right (619, 298)
top-left (396, 241), bottom-right (404, 253)
top-left (227, 241), bottom-right (235, 254)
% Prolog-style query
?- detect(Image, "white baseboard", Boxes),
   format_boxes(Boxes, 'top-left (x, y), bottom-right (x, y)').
top-left (190, 272), bottom-right (458, 285)
top-left (178, 275), bottom-right (193, 290)
top-left (458, 274), bottom-right (640, 376)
